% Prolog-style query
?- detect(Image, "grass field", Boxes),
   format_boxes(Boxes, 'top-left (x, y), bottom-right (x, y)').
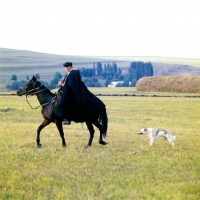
top-left (0, 88), bottom-right (200, 199)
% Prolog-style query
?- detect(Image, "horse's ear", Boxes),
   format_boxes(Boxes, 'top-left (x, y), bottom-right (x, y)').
top-left (32, 75), bottom-right (37, 81)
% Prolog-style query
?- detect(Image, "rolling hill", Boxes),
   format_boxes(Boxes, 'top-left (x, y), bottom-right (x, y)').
top-left (0, 48), bottom-right (200, 90)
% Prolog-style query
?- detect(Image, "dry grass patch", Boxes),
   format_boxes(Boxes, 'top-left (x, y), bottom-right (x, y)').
top-left (136, 76), bottom-right (200, 93)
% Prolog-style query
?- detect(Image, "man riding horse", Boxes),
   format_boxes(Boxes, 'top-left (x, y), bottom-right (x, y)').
top-left (16, 62), bottom-right (107, 147)
top-left (56, 62), bottom-right (107, 129)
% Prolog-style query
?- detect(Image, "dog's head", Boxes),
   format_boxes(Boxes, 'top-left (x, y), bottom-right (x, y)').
top-left (137, 128), bottom-right (147, 135)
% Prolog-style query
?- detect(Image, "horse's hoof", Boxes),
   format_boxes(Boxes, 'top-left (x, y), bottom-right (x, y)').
top-left (37, 144), bottom-right (42, 148)
top-left (99, 141), bottom-right (107, 145)
top-left (62, 144), bottom-right (67, 148)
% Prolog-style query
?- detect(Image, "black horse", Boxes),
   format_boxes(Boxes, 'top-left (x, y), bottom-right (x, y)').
top-left (16, 75), bottom-right (108, 148)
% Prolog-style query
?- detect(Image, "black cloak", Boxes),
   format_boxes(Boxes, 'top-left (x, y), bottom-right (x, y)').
top-left (56, 70), bottom-right (106, 122)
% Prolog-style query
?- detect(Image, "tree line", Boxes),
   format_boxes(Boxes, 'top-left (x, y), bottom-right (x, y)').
top-left (6, 61), bottom-right (153, 90)
top-left (6, 74), bottom-right (49, 90)
top-left (121, 61), bottom-right (153, 87)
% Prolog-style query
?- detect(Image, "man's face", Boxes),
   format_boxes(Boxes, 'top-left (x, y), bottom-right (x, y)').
top-left (65, 66), bottom-right (72, 72)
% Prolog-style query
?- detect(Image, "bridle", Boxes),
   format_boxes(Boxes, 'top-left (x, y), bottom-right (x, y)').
top-left (20, 80), bottom-right (49, 109)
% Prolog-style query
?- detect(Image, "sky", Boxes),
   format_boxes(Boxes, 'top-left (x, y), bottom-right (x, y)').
top-left (0, 0), bottom-right (200, 58)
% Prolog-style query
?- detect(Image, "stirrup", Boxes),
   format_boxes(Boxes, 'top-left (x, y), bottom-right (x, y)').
top-left (62, 120), bottom-right (71, 125)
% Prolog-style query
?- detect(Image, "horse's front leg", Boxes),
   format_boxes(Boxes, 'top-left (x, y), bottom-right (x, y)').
top-left (55, 118), bottom-right (66, 147)
top-left (36, 119), bottom-right (50, 148)
top-left (85, 122), bottom-right (95, 148)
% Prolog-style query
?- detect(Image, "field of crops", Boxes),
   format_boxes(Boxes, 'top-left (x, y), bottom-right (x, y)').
top-left (0, 89), bottom-right (200, 199)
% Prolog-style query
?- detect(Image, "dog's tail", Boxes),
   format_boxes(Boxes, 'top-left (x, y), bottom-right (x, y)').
top-left (172, 136), bottom-right (176, 141)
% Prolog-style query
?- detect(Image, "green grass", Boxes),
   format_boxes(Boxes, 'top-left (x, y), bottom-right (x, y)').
top-left (0, 90), bottom-right (200, 199)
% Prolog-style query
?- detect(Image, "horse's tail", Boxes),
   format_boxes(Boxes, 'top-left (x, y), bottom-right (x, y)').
top-left (101, 106), bottom-right (108, 138)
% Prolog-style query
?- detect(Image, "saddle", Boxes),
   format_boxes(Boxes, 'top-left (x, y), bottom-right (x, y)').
top-left (51, 91), bottom-right (62, 107)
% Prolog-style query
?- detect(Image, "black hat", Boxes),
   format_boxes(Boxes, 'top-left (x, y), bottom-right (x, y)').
top-left (63, 62), bottom-right (72, 67)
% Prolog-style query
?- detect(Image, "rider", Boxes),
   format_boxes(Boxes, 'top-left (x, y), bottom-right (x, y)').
top-left (56, 62), bottom-right (106, 125)
top-left (57, 62), bottom-right (73, 125)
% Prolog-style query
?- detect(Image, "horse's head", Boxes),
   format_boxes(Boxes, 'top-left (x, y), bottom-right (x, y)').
top-left (16, 75), bottom-right (41, 96)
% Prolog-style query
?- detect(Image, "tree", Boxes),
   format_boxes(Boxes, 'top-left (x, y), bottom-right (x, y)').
top-left (50, 72), bottom-right (62, 88)
top-left (96, 62), bottom-right (103, 76)
top-left (82, 77), bottom-right (101, 87)
top-left (6, 80), bottom-right (27, 90)
top-left (112, 62), bottom-right (117, 74)
top-left (130, 78), bottom-right (137, 86)
top-left (54, 72), bottom-right (62, 80)
top-left (11, 74), bottom-right (17, 81)
top-left (104, 76), bottom-right (112, 86)
top-left (93, 63), bottom-right (96, 75)
top-left (79, 68), bottom-right (94, 77)
top-left (118, 74), bottom-right (124, 81)
top-left (100, 71), bottom-right (107, 79)
top-left (127, 61), bottom-right (153, 84)
top-left (35, 74), bottom-right (40, 80)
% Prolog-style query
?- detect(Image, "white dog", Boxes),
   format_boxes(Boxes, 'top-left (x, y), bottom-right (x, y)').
top-left (137, 128), bottom-right (176, 146)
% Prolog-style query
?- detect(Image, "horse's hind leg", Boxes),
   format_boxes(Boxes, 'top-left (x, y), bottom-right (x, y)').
top-left (85, 122), bottom-right (95, 148)
top-left (36, 119), bottom-right (50, 148)
top-left (92, 120), bottom-right (107, 145)
top-left (55, 118), bottom-right (66, 147)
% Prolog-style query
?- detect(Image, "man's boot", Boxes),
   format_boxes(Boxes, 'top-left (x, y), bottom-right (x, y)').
top-left (62, 119), bottom-right (71, 125)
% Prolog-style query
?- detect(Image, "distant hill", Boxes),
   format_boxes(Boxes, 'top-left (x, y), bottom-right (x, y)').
top-left (0, 48), bottom-right (200, 90)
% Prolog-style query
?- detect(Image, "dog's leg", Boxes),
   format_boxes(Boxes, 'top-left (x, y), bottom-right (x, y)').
top-left (167, 135), bottom-right (175, 146)
top-left (168, 139), bottom-right (174, 146)
top-left (149, 138), bottom-right (154, 146)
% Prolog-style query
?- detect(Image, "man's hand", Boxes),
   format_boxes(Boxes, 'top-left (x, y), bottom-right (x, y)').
top-left (58, 81), bottom-right (62, 86)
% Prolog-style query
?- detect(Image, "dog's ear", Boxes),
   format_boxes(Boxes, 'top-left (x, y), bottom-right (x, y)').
top-left (144, 128), bottom-right (147, 131)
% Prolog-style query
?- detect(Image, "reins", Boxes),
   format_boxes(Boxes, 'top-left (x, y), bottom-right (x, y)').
top-left (23, 84), bottom-right (56, 109)
top-left (26, 94), bottom-right (49, 109)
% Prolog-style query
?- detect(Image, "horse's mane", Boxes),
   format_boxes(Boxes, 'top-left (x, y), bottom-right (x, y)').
top-left (40, 84), bottom-right (55, 97)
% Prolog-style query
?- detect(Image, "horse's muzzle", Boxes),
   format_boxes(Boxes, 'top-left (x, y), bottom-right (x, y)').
top-left (16, 90), bottom-right (23, 96)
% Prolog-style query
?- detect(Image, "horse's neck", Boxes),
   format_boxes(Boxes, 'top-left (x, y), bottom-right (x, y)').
top-left (36, 88), bottom-right (54, 105)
